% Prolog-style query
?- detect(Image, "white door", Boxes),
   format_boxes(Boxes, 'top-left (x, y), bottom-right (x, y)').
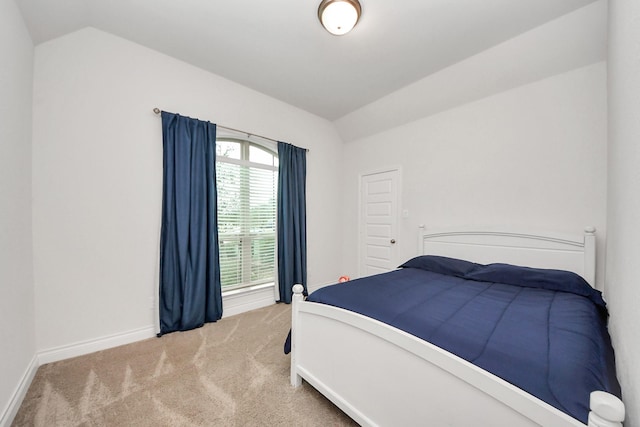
top-left (359, 169), bottom-right (400, 277)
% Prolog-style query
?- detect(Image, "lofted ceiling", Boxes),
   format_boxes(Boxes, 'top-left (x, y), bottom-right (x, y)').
top-left (17, 0), bottom-right (598, 121)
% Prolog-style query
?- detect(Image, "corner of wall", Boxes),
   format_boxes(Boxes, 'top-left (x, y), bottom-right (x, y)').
top-left (0, 355), bottom-right (38, 427)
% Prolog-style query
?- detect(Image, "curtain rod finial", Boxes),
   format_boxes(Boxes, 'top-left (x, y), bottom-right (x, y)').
top-left (153, 108), bottom-right (161, 115)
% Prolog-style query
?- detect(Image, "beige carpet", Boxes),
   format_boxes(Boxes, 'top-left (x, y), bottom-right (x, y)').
top-left (13, 303), bottom-right (358, 426)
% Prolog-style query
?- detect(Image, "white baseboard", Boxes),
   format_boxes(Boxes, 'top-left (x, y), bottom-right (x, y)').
top-left (37, 285), bottom-right (282, 366)
top-left (0, 355), bottom-right (39, 427)
top-left (37, 325), bottom-right (157, 365)
top-left (2, 283), bottom-right (330, 426)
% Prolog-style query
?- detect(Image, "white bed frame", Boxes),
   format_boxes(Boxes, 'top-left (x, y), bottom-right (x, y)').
top-left (290, 226), bottom-right (625, 427)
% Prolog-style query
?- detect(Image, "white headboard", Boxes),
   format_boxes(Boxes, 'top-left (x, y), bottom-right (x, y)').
top-left (418, 226), bottom-right (596, 287)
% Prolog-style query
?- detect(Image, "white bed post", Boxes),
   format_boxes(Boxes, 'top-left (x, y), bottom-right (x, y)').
top-left (583, 227), bottom-right (597, 287)
top-left (588, 391), bottom-right (625, 427)
top-left (290, 284), bottom-right (304, 387)
top-left (418, 224), bottom-right (425, 254)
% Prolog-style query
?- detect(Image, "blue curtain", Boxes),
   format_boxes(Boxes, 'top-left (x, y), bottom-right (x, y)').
top-left (158, 112), bottom-right (222, 335)
top-left (277, 142), bottom-right (307, 303)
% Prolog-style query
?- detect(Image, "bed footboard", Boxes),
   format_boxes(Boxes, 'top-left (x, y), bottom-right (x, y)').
top-left (289, 285), bottom-right (625, 427)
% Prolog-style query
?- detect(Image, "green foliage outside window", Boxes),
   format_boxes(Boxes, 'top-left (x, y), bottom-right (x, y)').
top-left (216, 138), bottom-right (277, 290)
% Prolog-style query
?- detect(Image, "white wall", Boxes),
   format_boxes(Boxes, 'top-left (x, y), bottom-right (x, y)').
top-left (340, 62), bottom-right (608, 286)
top-left (607, 0), bottom-right (640, 425)
top-left (335, 1), bottom-right (606, 143)
top-left (32, 28), bottom-right (344, 353)
top-left (0, 0), bottom-right (36, 425)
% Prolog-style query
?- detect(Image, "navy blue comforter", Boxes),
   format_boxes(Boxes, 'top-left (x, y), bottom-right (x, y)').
top-left (286, 256), bottom-right (621, 424)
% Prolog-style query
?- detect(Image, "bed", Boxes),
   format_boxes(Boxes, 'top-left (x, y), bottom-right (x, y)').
top-left (288, 226), bottom-right (625, 426)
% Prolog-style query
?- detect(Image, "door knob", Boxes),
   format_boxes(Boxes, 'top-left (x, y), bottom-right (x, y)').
top-left (390, 239), bottom-right (396, 244)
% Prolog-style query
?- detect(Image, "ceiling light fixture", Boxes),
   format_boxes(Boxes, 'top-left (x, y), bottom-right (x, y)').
top-left (318, 0), bottom-right (362, 36)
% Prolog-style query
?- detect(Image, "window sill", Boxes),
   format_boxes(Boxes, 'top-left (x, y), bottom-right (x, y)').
top-left (222, 282), bottom-right (275, 298)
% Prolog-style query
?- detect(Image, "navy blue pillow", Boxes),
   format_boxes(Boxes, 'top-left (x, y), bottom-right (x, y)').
top-left (465, 263), bottom-right (607, 310)
top-left (399, 255), bottom-right (480, 278)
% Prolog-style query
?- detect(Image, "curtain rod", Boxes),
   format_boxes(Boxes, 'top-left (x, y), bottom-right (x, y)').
top-left (153, 108), bottom-right (308, 151)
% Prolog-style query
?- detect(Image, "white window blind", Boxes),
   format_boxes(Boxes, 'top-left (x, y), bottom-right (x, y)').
top-left (216, 138), bottom-right (278, 291)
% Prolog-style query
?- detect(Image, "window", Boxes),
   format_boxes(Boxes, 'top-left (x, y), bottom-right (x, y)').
top-left (216, 138), bottom-right (278, 291)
